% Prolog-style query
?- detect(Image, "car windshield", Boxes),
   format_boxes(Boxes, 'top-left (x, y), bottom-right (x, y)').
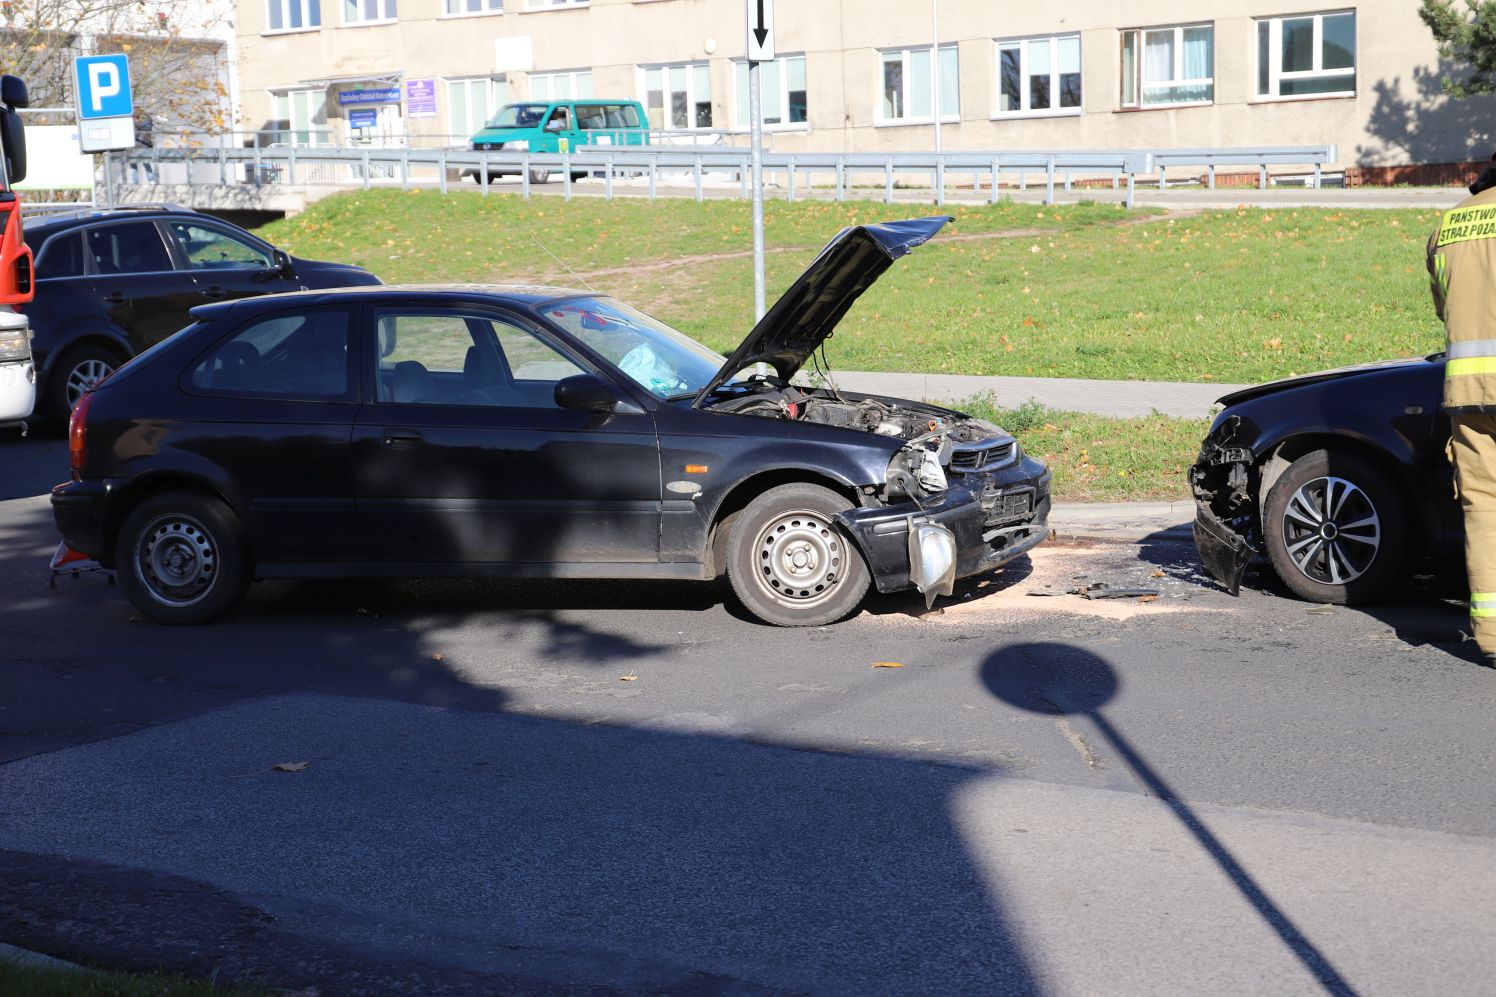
top-left (543, 296), bottom-right (726, 399)
top-left (485, 103), bottom-right (550, 129)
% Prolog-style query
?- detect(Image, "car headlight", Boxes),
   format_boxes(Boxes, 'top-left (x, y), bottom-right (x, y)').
top-left (0, 325), bottom-right (29, 363)
top-left (908, 520), bottom-right (957, 605)
top-left (885, 446), bottom-right (948, 498)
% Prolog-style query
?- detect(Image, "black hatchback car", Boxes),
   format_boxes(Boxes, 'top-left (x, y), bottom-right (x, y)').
top-left (52, 217), bottom-right (1051, 626)
top-left (1191, 353), bottom-right (1459, 604)
top-left (25, 205), bottom-right (379, 424)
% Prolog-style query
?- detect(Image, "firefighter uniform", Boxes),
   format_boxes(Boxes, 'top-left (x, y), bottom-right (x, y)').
top-left (1428, 183), bottom-right (1496, 660)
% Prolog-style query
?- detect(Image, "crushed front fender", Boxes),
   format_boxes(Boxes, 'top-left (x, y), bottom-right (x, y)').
top-left (1189, 415), bottom-right (1259, 595)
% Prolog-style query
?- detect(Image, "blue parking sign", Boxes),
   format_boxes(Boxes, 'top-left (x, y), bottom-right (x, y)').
top-left (74, 54), bottom-right (133, 120)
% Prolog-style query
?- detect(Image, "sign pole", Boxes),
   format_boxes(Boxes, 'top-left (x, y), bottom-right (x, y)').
top-left (101, 150), bottom-right (113, 208)
top-left (746, 0), bottom-right (773, 323)
top-left (749, 60), bottom-right (765, 322)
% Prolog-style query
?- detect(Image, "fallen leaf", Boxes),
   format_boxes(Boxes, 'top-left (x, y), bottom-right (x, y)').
top-left (1137, 595), bottom-right (1159, 603)
top-left (1149, 569), bottom-right (1165, 578)
top-left (619, 674), bottom-right (638, 682)
top-left (872, 661), bottom-right (905, 669)
top-left (274, 762), bottom-right (309, 773)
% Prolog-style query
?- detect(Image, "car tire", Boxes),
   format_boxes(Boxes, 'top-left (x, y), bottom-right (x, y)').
top-left (115, 491), bottom-right (251, 624)
top-left (44, 342), bottom-right (124, 427)
top-left (726, 482), bottom-right (871, 626)
top-left (1262, 449), bottom-right (1408, 605)
top-left (528, 168), bottom-right (551, 184)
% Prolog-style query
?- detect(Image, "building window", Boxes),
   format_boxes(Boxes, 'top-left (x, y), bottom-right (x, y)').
top-left (342, 0), bottom-right (395, 25)
top-left (642, 63), bottom-right (711, 129)
top-left (732, 55), bottom-right (807, 129)
top-left (448, 76), bottom-right (509, 138)
top-left (267, 0), bottom-right (321, 31)
top-left (444, 0), bottom-right (500, 13)
top-left (530, 70), bottom-right (592, 101)
top-left (1120, 24), bottom-right (1213, 108)
top-left (879, 45), bottom-right (958, 123)
top-left (996, 34), bottom-right (1080, 116)
top-left (270, 88), bottom-right (330, 145)
top-left (1256, 11), bottom-right (1355, 99)
top-left (527, 0), bottom-right (587, 8)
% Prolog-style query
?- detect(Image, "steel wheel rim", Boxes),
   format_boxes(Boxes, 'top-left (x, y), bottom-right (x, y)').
top-left (753, 509), bottom-right (844, 607)
top-left (66, 358), bottom-right (114, 408)
top-left (1280, 475), bottom-right (1381, 586)
top-left (135, 513), bottom-right (218, 608)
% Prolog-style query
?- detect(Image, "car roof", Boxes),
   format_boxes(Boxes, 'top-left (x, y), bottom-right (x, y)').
top-left (187, 283), bottom-right (598, 322)
top-left (25, 203), bottom-right (199, 234)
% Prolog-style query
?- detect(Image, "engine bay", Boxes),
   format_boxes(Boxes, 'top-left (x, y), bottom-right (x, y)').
top-left (708, 385), bottom-right (1006, 444)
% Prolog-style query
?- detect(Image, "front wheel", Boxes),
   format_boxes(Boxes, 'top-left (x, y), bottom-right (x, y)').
top-left (527, 168), bottom-right (551, 184)
top-left (726, 483), bottom-right (871, 626)
top-left (115, 491), bottom-right (251, 624)
top-left (1262, 449), bottom-right (1408, 605)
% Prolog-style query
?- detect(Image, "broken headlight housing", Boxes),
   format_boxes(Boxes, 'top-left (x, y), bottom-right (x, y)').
top-left (885, 444), bottom-right (948, 500)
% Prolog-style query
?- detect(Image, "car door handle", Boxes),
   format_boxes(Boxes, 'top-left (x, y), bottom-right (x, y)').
top-left (203, 286), bottom-right (228, 300)
top-left (381, 428), bottom-right (423, 447)
top-left (102, 291), bottom-right (125, 304)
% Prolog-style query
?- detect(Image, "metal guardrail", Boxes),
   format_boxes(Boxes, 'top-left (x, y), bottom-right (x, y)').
top-left (112, 143), bottom-right (1338, 209)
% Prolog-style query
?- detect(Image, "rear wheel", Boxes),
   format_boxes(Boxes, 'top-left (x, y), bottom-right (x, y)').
top-left (527, 168), bottom-right (551, 184)
top-left (726, 483), bottom-right (871, 626)
top-left (115, 491), bottom-right (251, 624)
top-left (44, 342), bottom-right (123, 427)
top-left (1262, 449), bottom-right (1408, 604)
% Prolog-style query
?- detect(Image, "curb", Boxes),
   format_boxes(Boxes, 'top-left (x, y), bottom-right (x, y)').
top-left (1048, 500), bottom-right (1196, 543)
top-left (0, 941), bottom-right (90, 974)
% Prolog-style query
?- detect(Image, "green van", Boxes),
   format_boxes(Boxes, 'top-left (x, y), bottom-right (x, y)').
top-left (465, 98), bottom-right (650, 184)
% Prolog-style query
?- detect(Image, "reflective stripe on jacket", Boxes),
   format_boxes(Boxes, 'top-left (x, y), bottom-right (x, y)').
top-left (1428, 188), bottom-right (1496, 411)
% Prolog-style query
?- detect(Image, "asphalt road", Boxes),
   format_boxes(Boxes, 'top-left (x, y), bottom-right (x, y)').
top-left (1, 432), bottom-right (1493, 996)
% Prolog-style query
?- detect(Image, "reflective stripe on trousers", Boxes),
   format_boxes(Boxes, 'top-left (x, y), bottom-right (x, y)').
top-left (1473, 593), bottom-right (1496, 618)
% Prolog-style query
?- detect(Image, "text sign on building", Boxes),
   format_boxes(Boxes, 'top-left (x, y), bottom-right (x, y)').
top-left (746, 0), bottom-right (774, 63)
top-left (74, 54), bottom-right (133, 120)
top-left (348, 109), bottom-right (378, 129)
top-left (336, 87), bottom-right (402, 107)
top-left (406, 78), bottom-right (437, 119)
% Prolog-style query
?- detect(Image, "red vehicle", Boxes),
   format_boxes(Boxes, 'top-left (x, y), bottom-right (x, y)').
top-left (0, 74), bottom-right (34, 424)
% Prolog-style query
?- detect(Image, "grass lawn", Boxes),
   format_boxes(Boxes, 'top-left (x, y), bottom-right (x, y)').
top-left (963, 399), bottom-right (1208, 502)
top-left (259, 190), bottom-right (1448, 385)
top-left (0, 958), bottom-right (264, 996)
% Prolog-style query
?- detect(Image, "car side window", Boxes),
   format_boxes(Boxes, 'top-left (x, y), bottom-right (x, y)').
top-left (165, 222), bottom-right (273, 271)
top-left (86, 221), bottom-right (173, 275)
top-left (375, 310), bottom-right (585, 408)
top-left (37, 231), bottom-right (86, 278)
top-left (188, 310), bottom-right (351, 400)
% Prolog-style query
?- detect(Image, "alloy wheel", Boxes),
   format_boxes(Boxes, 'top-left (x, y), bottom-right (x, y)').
top-left (66, 358), bottom-right (114, 409)
top-left (1279, 475), bottom-right (1381, 586)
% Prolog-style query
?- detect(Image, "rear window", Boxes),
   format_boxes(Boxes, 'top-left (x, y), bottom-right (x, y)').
top-left (188, 310), bottom-right (352, 401)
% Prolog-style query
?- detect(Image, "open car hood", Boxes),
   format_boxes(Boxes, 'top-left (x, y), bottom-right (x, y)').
top-left (1215, 353), bottom-right (1445, 407)
top-left (692, 216), bottom-right (953, 406)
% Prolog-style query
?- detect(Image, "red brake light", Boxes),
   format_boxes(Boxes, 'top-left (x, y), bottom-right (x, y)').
top-left (68, 390), bottom-right (93, 480)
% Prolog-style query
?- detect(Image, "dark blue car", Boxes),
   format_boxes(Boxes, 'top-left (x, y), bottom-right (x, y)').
top-left (52, 217), bottom-right (1051, 626)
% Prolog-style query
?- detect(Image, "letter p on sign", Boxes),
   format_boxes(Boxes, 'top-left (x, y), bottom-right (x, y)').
top-left (74, 54), bottom-right (133, 120)
top-left (87, 63), bottom-right (119, 113)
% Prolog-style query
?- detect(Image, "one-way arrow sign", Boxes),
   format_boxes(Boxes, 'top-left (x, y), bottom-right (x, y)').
top-left (746, 0), bottom-right (774, 63)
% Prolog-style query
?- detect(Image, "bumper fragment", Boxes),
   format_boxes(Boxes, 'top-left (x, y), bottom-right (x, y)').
top-left (51, 478), bottom-right (118, 562)
top-left (1192, 503), bottom-right (1254, 596)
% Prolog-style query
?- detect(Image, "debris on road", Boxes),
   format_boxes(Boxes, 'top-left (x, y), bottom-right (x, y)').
top-left (1066, 582), bottom-right (1162, 600)
top-left (619, 674), bottom-right (638, 682)
top-left (872, 661), bottom-right (905, 669)
top-left (274, 762), bottom-right (309, 773)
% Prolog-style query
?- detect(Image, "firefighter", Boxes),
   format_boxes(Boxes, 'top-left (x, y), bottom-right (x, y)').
top-left (1428, 156), bottom-right (1496, 664)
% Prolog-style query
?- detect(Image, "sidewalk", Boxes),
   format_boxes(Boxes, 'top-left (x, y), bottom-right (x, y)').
top-left (1049, 500), bottom-right (1195, 542)
top-left (827, 370), bottom-right (1245, 419)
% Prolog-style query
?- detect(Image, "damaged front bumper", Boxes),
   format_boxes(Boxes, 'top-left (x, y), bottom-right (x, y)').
top-left (1189, 417), bottom-right (1258, 595)
top-left (837, 455), bottom-right (1051, 597)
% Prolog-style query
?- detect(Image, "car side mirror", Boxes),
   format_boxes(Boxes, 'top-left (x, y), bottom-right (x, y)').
top-left (273, 248), bottom-right (294, 279)
top-left (554, 373), bottom-right (618, 413)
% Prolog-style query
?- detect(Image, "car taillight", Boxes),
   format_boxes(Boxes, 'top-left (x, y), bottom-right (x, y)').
top-left (68, 390), bottom-right (93, 481)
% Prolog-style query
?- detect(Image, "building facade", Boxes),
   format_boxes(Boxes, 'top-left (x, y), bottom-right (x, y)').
top-left (236, 0), bottom-right (1494, 169)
